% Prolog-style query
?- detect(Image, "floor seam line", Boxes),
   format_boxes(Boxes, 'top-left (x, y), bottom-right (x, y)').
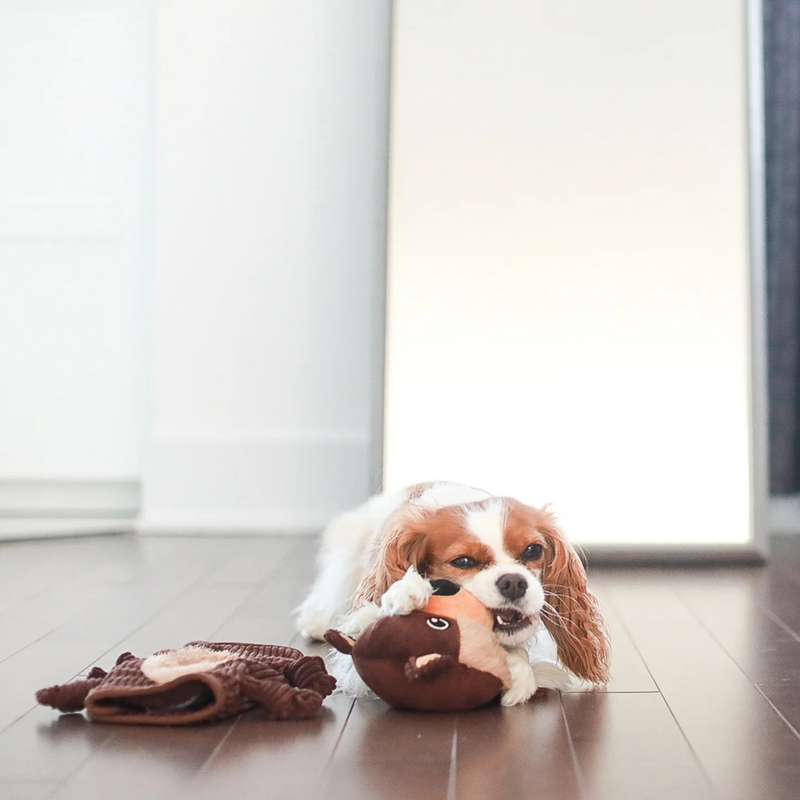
top-left (601, 584), bottom-right (721, 800)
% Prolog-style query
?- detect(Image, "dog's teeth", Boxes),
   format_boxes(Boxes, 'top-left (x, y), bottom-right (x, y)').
top-left (496, 615), bottom-right (505, 626)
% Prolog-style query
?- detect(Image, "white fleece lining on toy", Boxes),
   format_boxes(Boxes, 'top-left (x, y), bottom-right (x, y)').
top-left (142, 647), bottom-right (235, 685)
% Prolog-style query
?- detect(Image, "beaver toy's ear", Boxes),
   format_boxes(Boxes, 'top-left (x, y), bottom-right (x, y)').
top-left (324, 629), bottom-right (356, 655)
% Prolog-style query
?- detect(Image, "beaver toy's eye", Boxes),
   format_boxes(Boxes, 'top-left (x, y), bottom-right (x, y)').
top-left (426, 617), bottom-right (450, 631)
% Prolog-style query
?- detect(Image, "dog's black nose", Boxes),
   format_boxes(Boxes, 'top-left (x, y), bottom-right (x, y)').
top-left (496, 573), bottom-right (528, 601)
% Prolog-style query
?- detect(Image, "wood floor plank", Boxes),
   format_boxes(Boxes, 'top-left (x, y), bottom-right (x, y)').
top-left (109, 583), bottom-right (259, 657)
top-left (325, 698), bottom-right (456, 800)
top-left (41, 542), bottom-right (243, 649)
top-left (1, 783), bottom-right (58, 800)
top-left (47, 720), bottom-right (238, 800)
top-left (207, 602), bottom-right (297, 646)
top-left (210, 537), bottom-right (321, 645)
top-left (0, 582), bottom-right (121, 664)
top-left (0, 538), bottom-right (93, 613)
top-left (561, 692), bottom-right (714, 800)
top-left (759, 537), bottom-right (800, 647)
top-left (5, 534), bottom-right (800, 800)
top-left (0, 539), bottom-right (253, 741)
top-left (257, 535), bottom-right (323, 617)
top-left (0, 705), bottom-right (115, 783)
top-left (456, 693), bottom-right (581, 800)
top-left (185, 693), bottom-right (354, 800)
top-left (565, 579), bottom-right (657, 694)
top-left (670, 568), bottom-right (800, 734)
top-left (0, 569), bottom-right (223, 736)
top-left (0, 641), bottom-right (109, 733)
top-left (0, 537), bottom-right (320, 788)
top-left (602, 574), bottom-right (800, 800)
top-left (199, 537), bottom-right (297, 587)
top-left (0, 535), bottom-right (152, 657)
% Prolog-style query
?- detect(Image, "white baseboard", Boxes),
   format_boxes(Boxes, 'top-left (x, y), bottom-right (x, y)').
top-left (139, 433), bottom-right (370, 536)
top-left (0, 518), bottom-right (135, 541)
top-left (770, 494), bottom-right (800, 534)
top-left (136, 513), bottom-right (329, 536)
top-left (0, 480), bottom-right (139, 516)
top-left (0, 480), bottom-right (139, 540)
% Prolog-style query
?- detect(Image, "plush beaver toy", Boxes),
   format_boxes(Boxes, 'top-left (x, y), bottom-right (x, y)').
top-left (325, 580), bottom-right (512, 712)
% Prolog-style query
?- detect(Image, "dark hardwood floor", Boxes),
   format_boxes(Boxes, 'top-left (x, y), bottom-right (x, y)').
top-left (1, 532), bottom-right (800, 800)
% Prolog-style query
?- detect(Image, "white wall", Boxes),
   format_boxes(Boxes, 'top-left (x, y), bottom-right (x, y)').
top-left (0, 0), bottom-right (152, 536)
top-left (0, 1), bottom-right (390, 538)
top-left (139, 1), bottom-right (391, 533)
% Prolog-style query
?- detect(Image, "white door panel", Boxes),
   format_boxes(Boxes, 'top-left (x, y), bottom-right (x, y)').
top-left (384, 0), bottom-right (765, 552)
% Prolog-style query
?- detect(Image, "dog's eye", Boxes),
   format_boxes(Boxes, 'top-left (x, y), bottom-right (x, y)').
top-left (522, 543), bottom-right (544, 561)
top-left (426, 617), bottom-right (450, 630)
top-left (450, 556), bottom-right (479, 569)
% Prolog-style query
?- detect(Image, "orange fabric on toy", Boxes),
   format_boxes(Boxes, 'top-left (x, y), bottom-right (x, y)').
top-left (325, 580), bottom-right (511, 712)
top-left (423, 584), bottom-right (493, 630)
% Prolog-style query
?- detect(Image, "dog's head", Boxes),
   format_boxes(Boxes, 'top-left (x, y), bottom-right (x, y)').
top-left (353, 497), bottom-right (609, 684)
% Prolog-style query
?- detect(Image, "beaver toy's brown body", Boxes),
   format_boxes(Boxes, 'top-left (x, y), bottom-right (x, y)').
top-left (325, 581), bottom-right (511, 712)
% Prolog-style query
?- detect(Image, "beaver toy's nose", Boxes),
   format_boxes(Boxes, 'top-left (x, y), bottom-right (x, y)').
top-left (496, 573), bottom-right (528, 601)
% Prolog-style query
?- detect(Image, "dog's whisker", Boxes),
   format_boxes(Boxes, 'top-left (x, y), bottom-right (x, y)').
top-left (543, 583), bottom-right (596, 592)
top-left (539, 616), bottom-right (582, 648)
top-left (542, 590), bottom-right (584, 606)
top-left (542, 598), bottom-right (577, 621)
top-left (539, 613), bottom-right (583, 646)
top-left (540, 601), bottom-right (584, 641)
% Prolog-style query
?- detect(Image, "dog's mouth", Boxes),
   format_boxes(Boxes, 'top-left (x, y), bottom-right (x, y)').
top-left (491, 608), bottom-right (536, 635)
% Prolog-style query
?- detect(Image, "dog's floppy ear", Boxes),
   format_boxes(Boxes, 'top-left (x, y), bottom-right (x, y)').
top-left (538, 515), bottom-right (610, 684)
top-left (352, 506), bottom-right (429, 606)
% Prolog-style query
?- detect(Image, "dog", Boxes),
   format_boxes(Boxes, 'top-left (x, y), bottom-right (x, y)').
top-left (296, 481), bottom-right (610, 705)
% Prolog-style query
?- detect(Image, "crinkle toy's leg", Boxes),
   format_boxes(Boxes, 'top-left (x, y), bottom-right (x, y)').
top-left (239, 670), bottom-right (326, 720)
top-left (35, 677), bottom-right (105, 713)
top-left (284, 655), bottom-right (337, 698)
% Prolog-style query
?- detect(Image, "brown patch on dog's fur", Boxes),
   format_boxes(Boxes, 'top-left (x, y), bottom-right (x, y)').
top-left (501, 499), bottom-right (548, 565)
top-left (534, 510), bottom-right (610, 684)
top-left (353, 505), bottom-right (490, 604)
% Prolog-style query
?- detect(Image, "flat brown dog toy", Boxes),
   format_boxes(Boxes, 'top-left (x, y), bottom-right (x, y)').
top-left (325, 580), bottom-right (511, 712)
top-left (36, 641), bottom-right (336, 725)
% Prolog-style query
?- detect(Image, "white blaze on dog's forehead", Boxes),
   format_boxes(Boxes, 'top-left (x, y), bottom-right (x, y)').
top-left (414, 482), bottom-right (492, 510)
top-left (465, 500), bottom-right (512, 562)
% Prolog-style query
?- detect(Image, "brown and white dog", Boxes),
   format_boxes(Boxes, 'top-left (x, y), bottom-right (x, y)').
top-left (296, 481), bottom-right (609, 705)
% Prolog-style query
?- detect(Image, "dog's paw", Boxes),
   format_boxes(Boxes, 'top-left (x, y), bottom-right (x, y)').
top-left (380, 567), bottom-right (434, 616)
top-left (339, 602), bottom-right (381, 636)
top-left (295, 603), bottom-right (333, 641)
top-left (501, 648), bottom-right (541, 707)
